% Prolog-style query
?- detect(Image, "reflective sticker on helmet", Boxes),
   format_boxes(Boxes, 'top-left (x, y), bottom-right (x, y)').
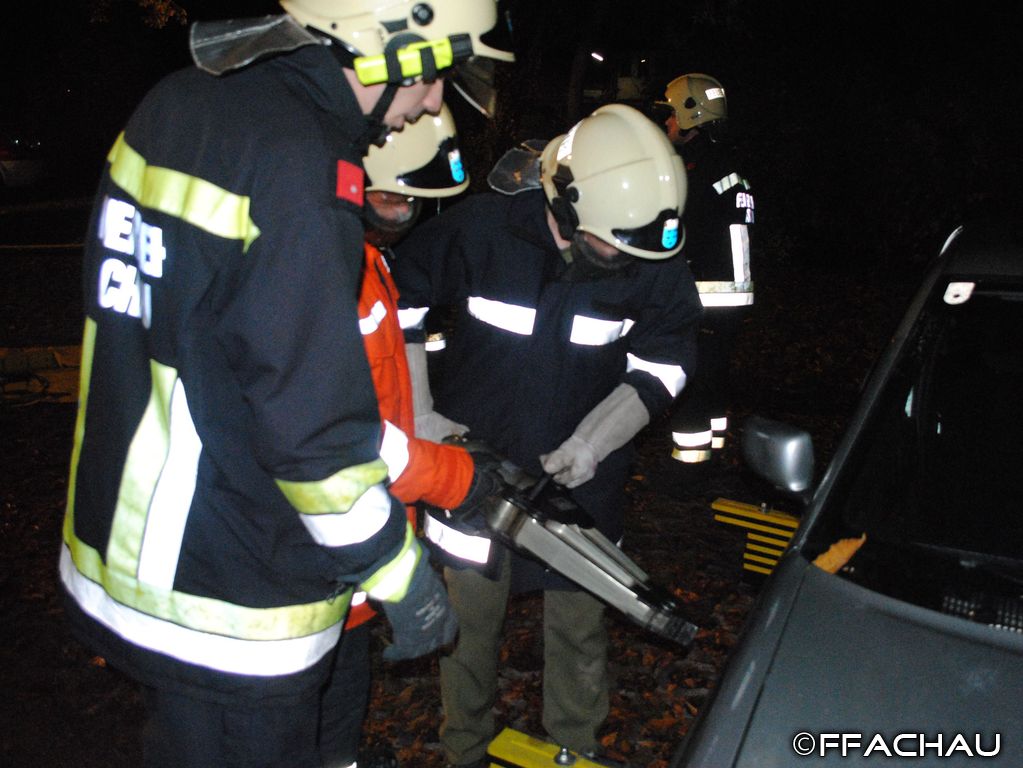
top-left (661, 218), bottom-right (680, 250)
top-left (448, 149), bottom-right (466, 184)
top-left (706, 87), bottom-right (726, 100)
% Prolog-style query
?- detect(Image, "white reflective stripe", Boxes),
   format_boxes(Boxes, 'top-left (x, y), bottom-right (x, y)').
top-left (423, 514), bottom-right (492, 564)
top-left (467, 296), bottom-right (535, 335)
top-left (359, 300), bottom-right (387, 335)
top-left (137, 379), bottom-right (202, 590)
top-left (626, 353), bottom-right (687, 397)
top-left (379, 420), bottom-right (411, 483)
top-left (299, 484), bottom-right (391, 546)
top-left (569, 314), bottom-right (634, 346)
top-left (729, 223), bottom-right (751, 283)
top-left (425, 332), bottom-right (447, 351)
top-left (351, 591), bottom-right (367, 607)
top-left (710, 416), bottom-right (728, 431)
top-left (672, 447), bottom-right (712, 463)
top-left (706, 87), bottom-right (725, 101)
top-left (672, 429), bottom-right (713, 448)
top-left (60, 546), bottom-right (341, 676)
top-left (713, 172), bottom-right (748, 195)
top-left (700, 291), bottom-right (754, 307)
top-left (398, 306), bottom-right (428, 331)
top-left (711, 436), bottom-right (725, 449)
top-left (365, 544), bottom-right (418, 601)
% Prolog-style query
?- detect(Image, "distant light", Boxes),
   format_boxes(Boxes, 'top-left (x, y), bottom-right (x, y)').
top-left (590, 52), bottom-right (604, 62)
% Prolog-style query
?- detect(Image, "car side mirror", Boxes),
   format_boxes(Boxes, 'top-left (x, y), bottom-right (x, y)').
top-left (741, 415), bottom-right (815, 503)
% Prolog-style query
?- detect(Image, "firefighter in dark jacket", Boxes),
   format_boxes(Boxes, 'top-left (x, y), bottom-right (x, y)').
top-left (659, 73), bottom-right (755, 476)
top-left (57, 2), bottom-right (512, 766)
top-left (392, 104), bottom-right (701, 768)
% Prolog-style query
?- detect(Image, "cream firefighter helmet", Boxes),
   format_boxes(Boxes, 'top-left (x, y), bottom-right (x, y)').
top-left (659, 73), bottom-right (728, 130)
top-left (540, 103), bottom-right (687, 259)
top-left (365, 104), bottom-right (469, 196)
top-left (279, 0), bottom-right (514, 85)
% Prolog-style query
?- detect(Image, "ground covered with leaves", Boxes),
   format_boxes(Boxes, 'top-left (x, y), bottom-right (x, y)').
top-left (0, 254), bottom-right (915, 768)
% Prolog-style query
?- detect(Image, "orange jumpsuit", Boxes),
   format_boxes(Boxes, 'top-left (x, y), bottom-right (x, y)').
top-left (345, 243), bottom-right (474, 628)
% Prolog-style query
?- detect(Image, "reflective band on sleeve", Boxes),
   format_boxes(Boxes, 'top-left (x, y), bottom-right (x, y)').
top-left (467, 296), bottom-right (536, 335)
top-left (298, 484), bottom-right (392, 547)
top-left (710, 416), bottom-right (728, 431)
top-left (276, 459), bottom-right (389, 514)
top-left (359, 300), bottom-right (388, 335)
top-left (672, 429), bottom-right (713, 448)
top-left (398, 306), bottom-right (429, 331)
top-left (425, 332), bottom-right (447, 351)
top-left (379, 420), bottom-right (411, 483)
top-left (711, 436), bottom-right (725, 449)
top-left (695, 278), bottom-right (754, 307)
top-left (107, 133), bottom-right (261, 252)
top-left (672, 447), bottom-right (713, 463)
top-left (423, 513), bottom-right (492, 564)
top-left (712, 172), bottom-right (749, 195)
top-left (60, 546), bottom-right (343, 676)
top-left (569, 315), bottom-right (635, 346)
top-left (626, 353), bottom-right (687, 396)
top-left (360, 525), bottom-right (418, 602)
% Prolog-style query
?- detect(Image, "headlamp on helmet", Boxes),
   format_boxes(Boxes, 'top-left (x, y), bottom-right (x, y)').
top-left (279, 0), bottom-right (514, 86)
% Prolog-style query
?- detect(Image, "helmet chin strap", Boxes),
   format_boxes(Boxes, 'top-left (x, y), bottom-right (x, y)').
top-left (316, 30), bottom-right (400, 152)
top-left (358, 83), bottom-right (399, 151)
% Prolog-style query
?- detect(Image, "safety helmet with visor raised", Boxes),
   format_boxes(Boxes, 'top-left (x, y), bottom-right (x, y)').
top-left (658, 73), bottom-right (728, 130)
top-left (540, 103), bottom-right (687, 261)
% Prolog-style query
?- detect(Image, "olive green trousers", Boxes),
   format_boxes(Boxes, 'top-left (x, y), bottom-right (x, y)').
top-left (439, 555), bottom-right (608, 766)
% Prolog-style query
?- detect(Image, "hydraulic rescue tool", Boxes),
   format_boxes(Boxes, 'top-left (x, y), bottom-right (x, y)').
top-left (427, 441), bottom-right (699, 647)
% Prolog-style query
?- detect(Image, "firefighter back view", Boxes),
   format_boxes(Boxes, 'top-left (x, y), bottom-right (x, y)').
top-left (659, 73), bottom-right (755, 484)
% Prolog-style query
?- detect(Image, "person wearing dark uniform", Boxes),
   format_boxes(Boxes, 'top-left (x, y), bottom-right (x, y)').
top-left (393, 104), bottom-right (701, 768)
top-left (57, 3), bottom-right (512, 766)
top-left (659, 74), bottom-right (755, 479)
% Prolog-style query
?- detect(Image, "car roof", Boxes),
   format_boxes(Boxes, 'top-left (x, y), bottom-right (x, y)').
top-left (943, 219), bottom-right (1023, 280)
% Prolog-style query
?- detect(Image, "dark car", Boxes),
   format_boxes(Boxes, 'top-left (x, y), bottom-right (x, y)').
top-left (0, 126), bottom-right (48, 188)
top-left (673, 222), bottom-right (1023, 766)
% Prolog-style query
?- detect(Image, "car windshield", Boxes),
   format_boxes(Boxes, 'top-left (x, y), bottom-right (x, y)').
top-left (806, 274), bottom-right (1023, 621)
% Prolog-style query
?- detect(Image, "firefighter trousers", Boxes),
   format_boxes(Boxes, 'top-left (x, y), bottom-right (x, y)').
top-left (440, 552), bottom-right (608, 765)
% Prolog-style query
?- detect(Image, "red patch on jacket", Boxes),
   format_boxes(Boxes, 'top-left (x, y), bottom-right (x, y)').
top-left (336, 160), bottom-right (364, 206)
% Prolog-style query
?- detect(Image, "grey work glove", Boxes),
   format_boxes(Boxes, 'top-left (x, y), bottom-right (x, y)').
top-left (540, 383), bottom-right (651, 488)
top-left (380, 543), bottom-right (458, 661)
top-left (406, 342), bottom-right (469, 442)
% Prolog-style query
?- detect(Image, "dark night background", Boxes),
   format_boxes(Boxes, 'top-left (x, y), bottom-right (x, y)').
top-left (3, 2), bottom-right (1023, 767)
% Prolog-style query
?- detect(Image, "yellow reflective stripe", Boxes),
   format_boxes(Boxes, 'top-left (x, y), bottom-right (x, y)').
top-left (63, 318), bottom-right (97, 543)
top-left (276, 458), bottom-right (389, 514)
top-left (63, 539), bottom-right (348, 641)
top-left (359, 524), bottom-right (418, 602)
top-left (105, 360), bottom-right (177, 576)
top-left (107, 133), bottom-right (261, 252)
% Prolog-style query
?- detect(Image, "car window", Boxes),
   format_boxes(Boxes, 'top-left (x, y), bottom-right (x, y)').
top-left (805, 277), bottom-right (1023, 622)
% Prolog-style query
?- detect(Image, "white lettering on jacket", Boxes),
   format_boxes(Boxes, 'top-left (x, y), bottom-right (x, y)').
top-left (97, 196), bottom-right (167, 326)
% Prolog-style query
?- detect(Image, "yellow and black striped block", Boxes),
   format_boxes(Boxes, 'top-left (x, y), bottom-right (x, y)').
top-left (711, 498), bottom-right (800, 575)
